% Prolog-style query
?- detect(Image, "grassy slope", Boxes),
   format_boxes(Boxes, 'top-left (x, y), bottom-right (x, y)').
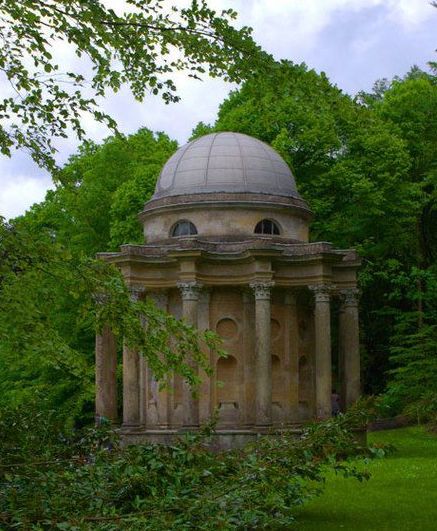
top-left (294, 427), bottom-right (437, 530)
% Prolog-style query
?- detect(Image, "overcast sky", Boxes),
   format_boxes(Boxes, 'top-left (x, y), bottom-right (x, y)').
top-left (1, 0), bottom-right (436, 220)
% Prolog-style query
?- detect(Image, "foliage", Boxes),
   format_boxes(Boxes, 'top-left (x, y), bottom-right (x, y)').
top-left (192, 62), bottom-right (437, 396)
top-left (381, 266), bottom-right (437, 417)
top-left (366, 72), bottom-right (437, 414)
top-left (0, 405), bottom-right (373, 530)
top-left (21, 128), bottom-right (177, 253)
top-left (0, 217), bottom-right (223, 425)
top-left (0, 0), bottom-right (269, 171)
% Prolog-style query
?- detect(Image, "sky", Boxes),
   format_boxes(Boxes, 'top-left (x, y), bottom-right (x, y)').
top-left (0, 0), bottom-right (436, 220)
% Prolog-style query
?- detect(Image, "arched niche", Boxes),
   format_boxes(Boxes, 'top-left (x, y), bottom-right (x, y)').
top-left (271, 318), bottom-right (281, 342)
top-left (216, 355), bottom-right (239, 425)
top-left (272, 354), bottom-right (281, 398)
top-left (216, 317), bottom-right (239, 342)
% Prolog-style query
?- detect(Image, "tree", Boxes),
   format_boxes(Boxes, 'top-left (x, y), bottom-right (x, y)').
top-left (373, 72), bottom-right (437, 268)
top-left (0, 0), bottom-right (268, 172)
top-left (193, 61), bottom-right (428, 394)
top-left (365, 71), bottom-right (437, 413)
top-left (0, 215), bottom-right (223, 424)
top-left (0, 128), bottom-right (200, 423)
top-left (22, 128), bottom-right (177, 255)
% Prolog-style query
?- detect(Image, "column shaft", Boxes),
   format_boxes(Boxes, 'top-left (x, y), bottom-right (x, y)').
top-left (311, 285), bottom-right (332, 419)
top-left (153, 292), bottom-right (170, 428)
top-left (95, 325), bottom-right (117, 423)
top-left (285, 293), bottom-right (299, 421)
top-left (251, 282), bottom-right (274, 427)
top-left (198, 291), bottom-right (211, 423)
top-left (242, 290), bottom-right (256, 427)
top-left (123, 345), bottom-right (140, 426)
top-left (122, 287), bottom-right (143, 428)
top-left (178, 282), bottom-right (201, 428)
top-left (339, 289), bottom-right (360, 407)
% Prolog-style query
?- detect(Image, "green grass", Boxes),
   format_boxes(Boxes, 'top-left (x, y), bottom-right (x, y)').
top-left (294, 427), bottom-right (437, 530)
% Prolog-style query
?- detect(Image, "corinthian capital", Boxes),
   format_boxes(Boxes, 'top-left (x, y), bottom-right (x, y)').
top-left (250, 281), bottom-right (274, 300)
top-left (309, 283), bottom-right (332, 303)
top-left (339, 287), bottom-right (360, 307)
top-left (177, 281), bottom-right (203, 301)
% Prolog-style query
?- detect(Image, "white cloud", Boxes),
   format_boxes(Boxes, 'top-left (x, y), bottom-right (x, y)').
top-left (0, 174), bottom-right (54, 221)
top-left (387, 0), bottom-right (432, 28)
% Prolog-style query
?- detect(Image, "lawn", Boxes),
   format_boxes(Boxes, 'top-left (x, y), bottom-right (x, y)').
top-left (293, 427), bottom-right (437, 530)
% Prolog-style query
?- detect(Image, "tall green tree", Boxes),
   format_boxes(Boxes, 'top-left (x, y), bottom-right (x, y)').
top-left (194, 61), bottom-right (432, 395)
top-left (22, 128), bottom-right (177, 255)
top-left (362, 71), bottom-right (437, 410)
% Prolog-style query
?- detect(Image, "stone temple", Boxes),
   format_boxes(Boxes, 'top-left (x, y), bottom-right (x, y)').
top-left (95, 132), bottom-right (361, 446)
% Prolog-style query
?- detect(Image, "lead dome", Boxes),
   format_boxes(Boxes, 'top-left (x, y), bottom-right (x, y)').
top-left (153, 132), bottom-right (300, 200)
top-left (141, 132), bottom-right (311, 243)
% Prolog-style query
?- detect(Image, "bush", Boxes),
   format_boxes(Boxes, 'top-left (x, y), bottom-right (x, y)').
top-left (0, 405), bottom-right (378, 530)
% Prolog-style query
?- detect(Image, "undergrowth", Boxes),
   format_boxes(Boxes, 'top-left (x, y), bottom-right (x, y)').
top-left (0, 402), bottom-right (384, 530)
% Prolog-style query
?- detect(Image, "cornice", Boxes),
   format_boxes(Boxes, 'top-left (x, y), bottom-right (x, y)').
top-left (97, 241), bottom-right (359, 268)
top-left (138, 192), bottom-right (312, 222)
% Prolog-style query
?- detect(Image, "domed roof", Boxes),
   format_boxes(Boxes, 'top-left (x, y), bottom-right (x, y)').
top-left (152, 132), bottom-right (300, 200)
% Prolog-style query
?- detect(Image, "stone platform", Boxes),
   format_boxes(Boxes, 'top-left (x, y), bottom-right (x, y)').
top-left (120, 425), bottom-right (367, 451)
top-left (121, 426), bottom-right (305, 450)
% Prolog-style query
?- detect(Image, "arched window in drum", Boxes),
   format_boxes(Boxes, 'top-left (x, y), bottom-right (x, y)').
top-left (254, 219), bottom-right (280, 235)
top-left (170, 220), bottom-right (198, 237)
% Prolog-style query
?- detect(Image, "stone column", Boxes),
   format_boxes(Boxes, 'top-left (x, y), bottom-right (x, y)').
top-left (148, 291), bottom-right (170, 428)
top-left (95, 324), bottom-right (118, 423)
top-left (250, 281), bottom-right (274, 427)
top-left (122, 287), bottom-right (144, 429)
top-left (285, 292), bottom-right (299, 421)
top-left (310, 284), bottom-right (332, 419)
top-left (242, 289), bottom-right (256, 426)
top-left (178, 281), bottom-right (202, 429)
top-left (197, 290), bottom-right (211, 423)
top-left (339, 288), bottom-right (360, 408)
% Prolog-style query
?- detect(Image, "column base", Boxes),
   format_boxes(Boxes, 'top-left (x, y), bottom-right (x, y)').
top-left (120, 427), bottom-right (306, 450)
top-left (180, 425), bottom-right (200, 431)
top-left (121, 423), bottom-right (143, 433)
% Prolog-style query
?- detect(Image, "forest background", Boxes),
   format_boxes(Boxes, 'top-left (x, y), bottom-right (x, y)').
top-left (0, 1), bottom-right (436, 527)
top-left (1, 63), bottom-right (436, 427)
top-left (0, 0), bottom-right (436, 429)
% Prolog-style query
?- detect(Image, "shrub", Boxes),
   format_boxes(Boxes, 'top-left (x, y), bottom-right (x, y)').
top-left (0, 406), bottom-right (376, 530)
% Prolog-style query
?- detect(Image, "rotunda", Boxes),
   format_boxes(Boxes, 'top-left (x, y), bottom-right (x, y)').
top-left (96, 132), bottom-right (361, 447)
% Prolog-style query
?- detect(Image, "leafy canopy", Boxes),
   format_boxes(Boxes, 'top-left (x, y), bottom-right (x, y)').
top-left (192, 62), bottom-right (436, 399)
top-left (0, 0), bottom-right (269, 171)
top-left (0, 215), bottom-right (224, 423)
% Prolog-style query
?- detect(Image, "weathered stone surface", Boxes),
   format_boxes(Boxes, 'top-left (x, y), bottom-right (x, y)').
top-left (309, 284), bottom-right (333, 419)
top-left (95, 132), bottom-right (361, 447)
top-left (339, 288), bottom-right (360, 407)
top-left (95, 325), bottom-right (117, 423)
